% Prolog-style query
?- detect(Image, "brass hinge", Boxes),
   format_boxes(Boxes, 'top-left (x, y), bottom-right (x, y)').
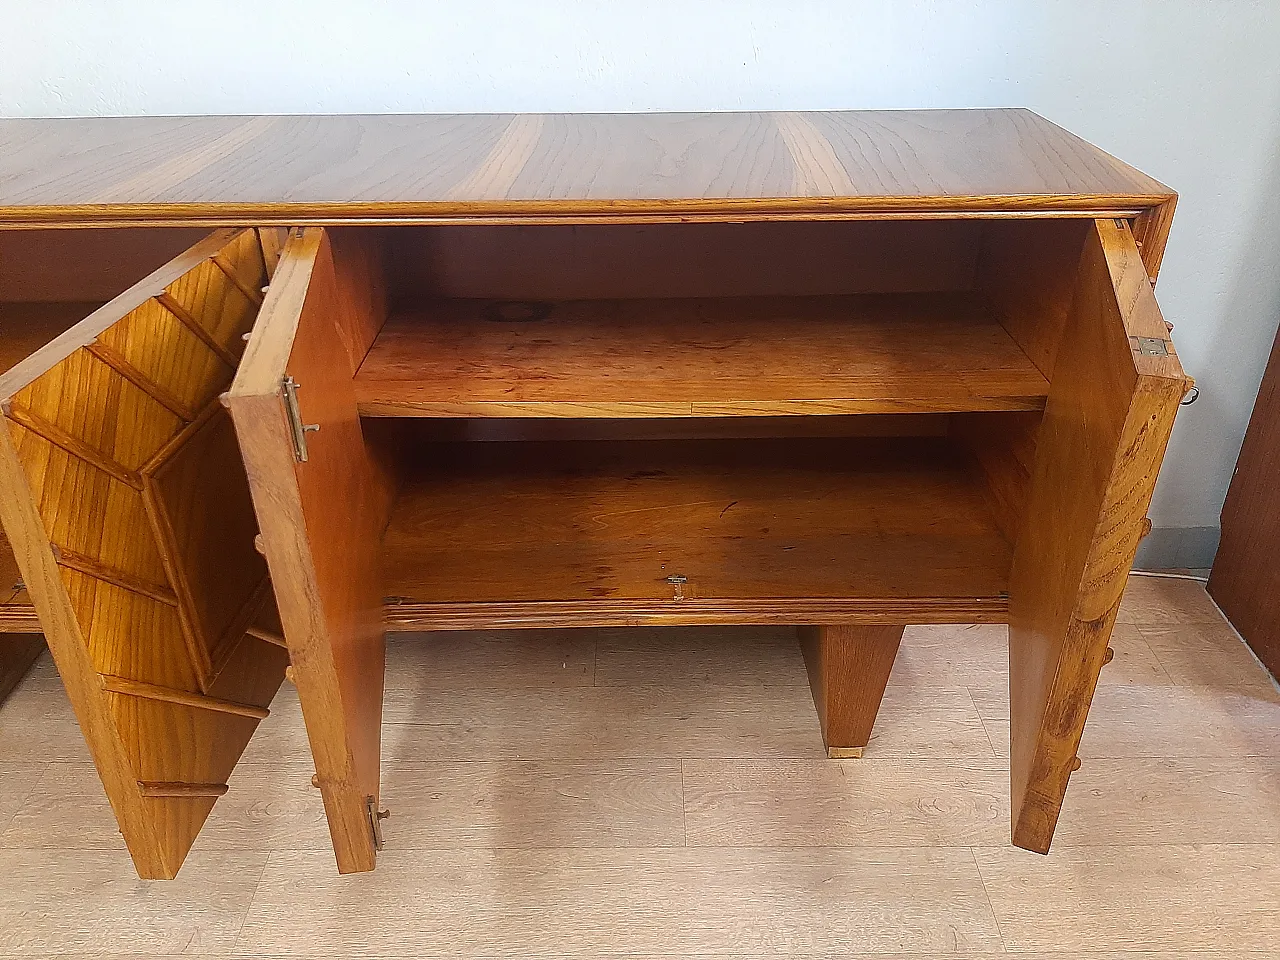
top-left (281, 375), bottom-right (320, 462)
top-left (365, 796), bottom-right (389, 850)
top-left (1130, 336), bottom-right (1170, 357)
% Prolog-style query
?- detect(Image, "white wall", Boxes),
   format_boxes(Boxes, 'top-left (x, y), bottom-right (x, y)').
top-left (4, 0), bottom-right (1279, 547)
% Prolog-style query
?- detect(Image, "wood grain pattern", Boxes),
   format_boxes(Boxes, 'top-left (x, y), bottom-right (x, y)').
top-left (683, 757), bottom-right (1008, 847)
top-left (0, 848), bottom-right (266, 955)
top-left (0, 112), bottom-right (1184, 882)
top-left (381, 437), bottom-right (1013, 630)
top-left (1006, 218), bottom-right (1189, 854)
top-left (974, 843), bottom-right (1280, 953)
top-left (229, 227), bottom-right (390, 874)
top-left (237, 846), bottom-right (1002, 956)
top-left (355, 295), bottom-right (1048, 418)
top-left (0, 228), bottom-right (284, 878)
top-left (1208, 316), bottom-right (1280, 680)
top-left (0, 111), bottom-right (1172, 227)
top-left (798, 624), bottom-right (906, 758)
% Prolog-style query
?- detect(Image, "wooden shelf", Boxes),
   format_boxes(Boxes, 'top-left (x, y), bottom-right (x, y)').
top-left (354, 294), bottom-right (1049, 418)
top-left (380, 436), bottom-right (1012, 629)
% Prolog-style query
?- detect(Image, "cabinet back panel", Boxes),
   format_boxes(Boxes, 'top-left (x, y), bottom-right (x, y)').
top-left (382, 220), bottom-right (982, 303)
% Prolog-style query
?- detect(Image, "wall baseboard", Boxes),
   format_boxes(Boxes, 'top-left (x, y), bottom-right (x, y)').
top-left (1133, 525), bottom-right (1220, 571)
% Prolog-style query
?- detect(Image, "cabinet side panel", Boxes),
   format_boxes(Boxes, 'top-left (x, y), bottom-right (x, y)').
top-left (1007, 218), bottom-right (1186, 853)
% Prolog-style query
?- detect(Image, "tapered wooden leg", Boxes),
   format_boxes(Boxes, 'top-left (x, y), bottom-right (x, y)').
top-left (798, 624), bottom-right (904, 758)
top-left (0, 633), bottom-right (43, 705)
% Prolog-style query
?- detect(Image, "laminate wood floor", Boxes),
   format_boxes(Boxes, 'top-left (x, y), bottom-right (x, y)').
top-left (2, 574), bottom-right (1278, 958)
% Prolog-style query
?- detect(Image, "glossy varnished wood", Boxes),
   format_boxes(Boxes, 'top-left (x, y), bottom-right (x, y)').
top-left (0, 228), bottom-right (286, 878)
top-left (229, 227), bottom-right (390, 874)
top-left (0, 111), bottom-right (1171, 227)
top-left (356, 295), bottom-right (1049, 418)
top-left (0, 111), bottom-right (1187, 878)
top-left (1006, 219), bottom-right (1188, 853)
top-left (381, 437), bottom-right (1013, 629)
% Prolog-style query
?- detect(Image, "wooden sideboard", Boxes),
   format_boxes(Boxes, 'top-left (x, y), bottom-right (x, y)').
top-left (0, 110), bottom-right (1189, 879)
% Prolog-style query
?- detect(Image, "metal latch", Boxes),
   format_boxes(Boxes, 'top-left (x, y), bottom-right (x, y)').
top-left (365, 796), bottom-right (389, 850)
top-left (665, 575), bottom-right (688, 601)
top-left (1131, 336), bottom-right (1169, 357)
top-left (281, 375), bottom-right (320, 462)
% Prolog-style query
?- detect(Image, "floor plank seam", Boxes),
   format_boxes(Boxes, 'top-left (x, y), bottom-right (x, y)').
top-left (969, 844), bottom-right (1011, 955)
top-left (227, 853), bottom-right (271, 958)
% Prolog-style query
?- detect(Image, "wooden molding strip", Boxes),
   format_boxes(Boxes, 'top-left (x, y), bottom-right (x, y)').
top-left (138, 780), bottom-right (229, 798)
top-left (383, 596), bottom-right (1010, 631)
top-left (211, 253), bottom-right (265, 306)
top-left (100, 673), bottom-right (269, 721)
top-left (245, 623), bottom-right (287, 648)
top-left (86, 340), bottom-right (199, 423)
top-left (3, 404), bottom-right (143, 490)
top-left (55, 546), bottom-right (178, 607)
top-left (155, 291), bottom-right (239, 369)
top-left (139, 400), bottom-right (222, 477)
top-left (0, 604), bottom-right (39, 632)
top-left (208, 575), bottom-right (274, 681)
top-left (138, 475), bottom-right (215, 687)
top-left (5, 594), bottom-right (1013, 636)
top-left (0, 195), bottom-right (1169, 231)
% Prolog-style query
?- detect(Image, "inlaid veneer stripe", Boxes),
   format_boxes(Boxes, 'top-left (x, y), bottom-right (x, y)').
top-left (382, 596), bottom-right (1011, 631)
top-left (138, 474), bottom-right (215, 689)
top-left (85, 340), bottom-right (199, 423)
top-left (2, 403), bottom-right (143, 490)
top-left (211, 253), bottom-right (265, 306)
top-left (245, 623), bottom-right (288, 648)
top-left (100, 673), bottom-right (270, 720)
top-left (155, 291), bottom-right (239, 369)
top-left (139, 400), bottom-right (221, 478)
top-left (54, 546), bottom-right (178, 606)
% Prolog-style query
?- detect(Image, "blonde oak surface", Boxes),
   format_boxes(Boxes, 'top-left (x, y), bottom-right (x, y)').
top-left (2, 574), bottom-right (1279, 957)
top-left (0, 110), bottom-right (1171, 227)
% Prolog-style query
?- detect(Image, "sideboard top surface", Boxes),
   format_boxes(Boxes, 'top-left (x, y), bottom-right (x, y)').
top-left (0, 109), bottom-right (1172, 226)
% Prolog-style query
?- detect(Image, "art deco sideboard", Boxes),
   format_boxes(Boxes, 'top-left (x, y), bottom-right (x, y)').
top-left (0, 110), bottom-right (1189, 879)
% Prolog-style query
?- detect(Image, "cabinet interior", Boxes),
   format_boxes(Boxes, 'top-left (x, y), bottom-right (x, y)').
top-left (311, 217), bottom-right (1097, 626)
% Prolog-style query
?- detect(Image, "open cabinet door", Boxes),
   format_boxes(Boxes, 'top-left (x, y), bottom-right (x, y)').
top-left (1007, 218), bottom-right (1191, 852)
top-left (227, 227), bottom-right (390, 874)
top-left (0, 228), bottom-right (289, 879)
